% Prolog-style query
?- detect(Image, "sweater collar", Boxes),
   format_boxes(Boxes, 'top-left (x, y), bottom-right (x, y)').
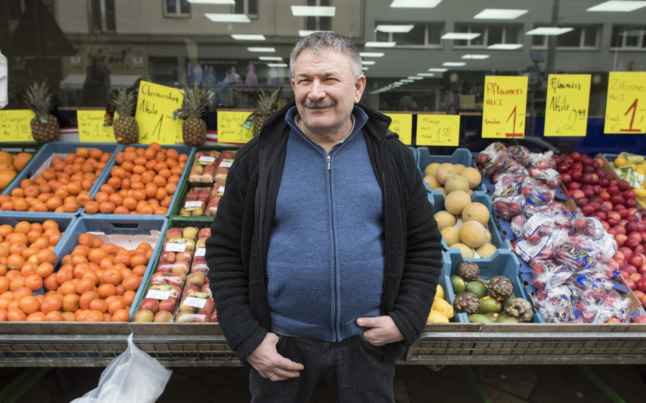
top-left (284, 104), bottom-right (369, 145)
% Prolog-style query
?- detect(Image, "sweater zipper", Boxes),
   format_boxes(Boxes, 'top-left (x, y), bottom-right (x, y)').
top-left (327, 153), bottom-right (339, 340)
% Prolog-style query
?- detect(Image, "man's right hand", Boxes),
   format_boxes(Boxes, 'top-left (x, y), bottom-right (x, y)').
top-left (247, 332), bottom-right (304, 381)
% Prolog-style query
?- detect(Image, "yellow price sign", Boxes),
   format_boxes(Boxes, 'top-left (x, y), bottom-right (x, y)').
top-left (217, 111), bottom-right (254, 143)
top-left (544, 74), bottom-right (591, 137)
top-left (416, 115), bottom-right (460, 146)
top-left (0, 110), bottom-right (35, 142)
top-left (482, 76), bottom-right (528, 139)
top-left (604, 72), bottom-right (646, 134)
top-left (77, 110), bottom-right (117, 143)
top-left (136, 81), bottom-right (184, 144)
top-left (384, 113), bottom-right (412, 145)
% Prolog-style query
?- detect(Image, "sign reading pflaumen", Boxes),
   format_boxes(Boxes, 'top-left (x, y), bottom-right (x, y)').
top-left (482, 76), bottom-right (528, 139)
top-left (0, 110), bottom-right (35, 142)
top-left (77, 110), bottom-right (117, 142)
top-left (217, 111), bottom-right (254, 143)
top-left (136, 81), bottom-right (185, 144)
top-left (544, 74), bottom-right (591, 137)
top-left (605, 72), bottom-right (646, 134)
top-left (384, 113), bottom-right (412, 145)
top-left (416, 114), bottom-right (460, 146)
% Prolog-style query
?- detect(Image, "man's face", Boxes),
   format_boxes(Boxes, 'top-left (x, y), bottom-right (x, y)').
top-left (291, 48), bottom-right (366, 139)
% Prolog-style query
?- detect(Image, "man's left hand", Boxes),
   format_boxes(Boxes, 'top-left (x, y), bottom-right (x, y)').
top-left (356, 316), bottom-right (404, 346)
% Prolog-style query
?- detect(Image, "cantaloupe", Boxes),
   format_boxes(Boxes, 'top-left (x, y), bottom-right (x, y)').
top-left (441, 226), bottom-right (460, 246)
top-left (423, 175), bottom-right (441, 189)
top-left (453, 164), bottom-right (465, 174)
top-left (435, 211), bottom-right (456, 230)
top-left (459, 167), bottom-right (482, 189)
top-left (435, 163), bottom-right (457, 185)
top-left (476, 243), bottom-right (498, 258)
top-left (451, 243), bottom-right (474, 258)
top-left (461, 202), bottom-right (490, 226)
top-left (444, 190), bottom-right (470, 215)
top-left (444, 175), bottom-right (470, 194)
top-left (459, 220), bottom-right (490, 249)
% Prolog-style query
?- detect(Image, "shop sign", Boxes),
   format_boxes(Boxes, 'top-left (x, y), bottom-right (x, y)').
top-left (604, 72), bottom-right (646, 134)
top-left (482, 76), bottom-right (528, 139)
top-left (544, 74), bottom-right (591, 137)
top-left (77, 110), bottom-right (117, 142)
top-left (136, 81), bottom-right (184, 144)
top-left (416, 114), bottom-right (460, 146)
top-left (384, 113), bottom-right (413, 145)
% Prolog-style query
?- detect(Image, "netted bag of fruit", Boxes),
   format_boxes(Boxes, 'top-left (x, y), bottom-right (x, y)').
top-left (531, 261), bottom-right (574, 292)
top-left (536, 285), bottom-right (590, 323)
top-left (571, 279), bottom-right (632, 323)
top-left (515, 227), bottom-right (569, 265)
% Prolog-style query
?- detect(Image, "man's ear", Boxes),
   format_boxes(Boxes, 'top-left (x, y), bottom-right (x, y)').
top-left (354, 75), bottom-right (366, 103)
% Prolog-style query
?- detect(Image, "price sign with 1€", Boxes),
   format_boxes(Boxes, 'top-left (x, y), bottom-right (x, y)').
top-left (416, 114), bottom-right (460, 146)
top-left (482, 76), bottom-right (528, 139)
top-left (604, 72), bottom-right (646, 134)
top-left (0, 110), bottom-right (35, 142)
top-left (136, 81), bottom-right (185, 144)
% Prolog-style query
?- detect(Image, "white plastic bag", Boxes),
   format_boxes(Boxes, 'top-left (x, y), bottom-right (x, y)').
top-left (72, 334), bottom-right (173, 403)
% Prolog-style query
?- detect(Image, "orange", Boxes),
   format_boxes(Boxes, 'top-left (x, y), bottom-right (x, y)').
top-left (102, 268), bottom-right (123, 286)
top-left (36, 248), bottom-right (57, 265)
top-left (97, 283), bottom-right (116, 298)
top-left (61, 311), bottom-right (75, 321)
top-left (35, 262), bottom-right (54, 278)
top-left (55, 266), bottom-right (73, 285)
top-left (43, 273), bottom-right (58, 291)
top-left (79, 290), bottom-right (100, 309)
top-left (24, 274), bottom-right (43, 291)
top-left (122, 290), bottom-right (136, 307)
top-left (75, 278), bottom-right (95, 294)
top-left (9, 276), bottom-right (26, 291)
top-left (45, 311), bottom-right (63, 321)
top-left (88, 248), bottom-right (107, 264)
top-left (41, 294), bottom-right (63, 313)
top-left (7, 254), bottom-right (25, 270)
top-left (26, 312), bottom-right (47, 321)
top-left (98, 201), bottom-right (116, 214)
top-left (0, 277), bottom-right (8, 294)
top-left (0, 307), bottom-right (7, 321)
top-left (111, 308), bottom-right (130, 322)
top-left (7, 307), bottom-right (26, 321)
top-left (84, 201), bottom-right (99, 214)
top-left (85, 310), bottom-right (105, 322)
top-left (107, 298), bottom-right (125, 315)
top-left (58, 280), bottom-right (79, 296)
top-left (121, 275), bottom-right (142, 292)
top-left (62, 294), bottom-right (80, 312)
top-left (19, 295), bottom-right (40, 315)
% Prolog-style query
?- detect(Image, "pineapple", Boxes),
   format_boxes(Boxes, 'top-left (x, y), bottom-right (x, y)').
top-left (179, 83), bottom-right (210, 146)
top-left (252, 88), bottom-right (280, 137)
top-left (24, 81), bottom-right (60, 143)
top-left (111, 88), bottom-right (139, 144)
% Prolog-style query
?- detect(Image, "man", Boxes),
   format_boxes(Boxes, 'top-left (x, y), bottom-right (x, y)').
top-left (206, 32), bottom-right (443, 402)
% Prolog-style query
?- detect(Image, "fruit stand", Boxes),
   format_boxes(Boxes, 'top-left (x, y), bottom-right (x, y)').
top-left (1, 139), bottom-right (646, 369)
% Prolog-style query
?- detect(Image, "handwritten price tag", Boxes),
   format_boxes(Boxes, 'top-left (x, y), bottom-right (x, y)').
top-left (604, 72), bottom-right (646, 134)
top-left (416, 115), bottom-right (460, 146)
top-left (77, 110), bottom-right (117, 142)
top-left (217, 111), bottom-right (254, 143)
top-left (384, 113), bottom-right (412, 145)
top-left (482, 76), bottom-right (528, 139)
top-left (544, 74), bottom-right (591, 137)
top-left (0, 110), bottom-right (35, 142)
top-left (136, 81), bottom-right (184, 144)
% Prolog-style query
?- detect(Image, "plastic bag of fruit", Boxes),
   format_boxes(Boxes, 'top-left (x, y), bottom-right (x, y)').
top-left (71, 334), bottom-right (172, 403)
top-left (188, 150), bottom-right (221, 185)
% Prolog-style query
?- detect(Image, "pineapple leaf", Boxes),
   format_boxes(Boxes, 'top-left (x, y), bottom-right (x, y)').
top-left (111, 88), bottom-right (137, 117)
top-left (181, 82), bottom-right (210, 119)
top-left (24, 81), bottom-right (54, 117)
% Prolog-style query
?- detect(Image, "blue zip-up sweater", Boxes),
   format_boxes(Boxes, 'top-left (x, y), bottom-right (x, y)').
top-left (267, 106), bottom-right (384, 342)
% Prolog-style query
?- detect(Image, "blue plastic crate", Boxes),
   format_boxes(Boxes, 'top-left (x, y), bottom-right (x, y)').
top-left (429, 191), bottom-right (512, 256)
top-left (56, 216), bottom-right (167, 320)
top-left (0, 213), bottom-right (76, 264)
top-left (444, 249), bottom-right (544, 323)
top-left (82, 144), bottom-right (195, 217)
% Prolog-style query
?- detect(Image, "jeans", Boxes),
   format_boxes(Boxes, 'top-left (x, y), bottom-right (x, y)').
top-left (249, 334), bottom-right (396, 402)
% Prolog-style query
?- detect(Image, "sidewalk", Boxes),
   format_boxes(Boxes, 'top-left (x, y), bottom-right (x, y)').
top-left (4, 364), bottom-right (646, 402)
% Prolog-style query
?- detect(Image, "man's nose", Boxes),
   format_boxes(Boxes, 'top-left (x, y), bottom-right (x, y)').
top-left (309, 79), bottom-right (325, 100)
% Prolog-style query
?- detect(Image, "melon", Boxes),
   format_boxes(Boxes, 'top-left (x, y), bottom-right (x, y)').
top-left (459, 167), bottom-right (482, 189)
top-left (444, 190), bottom-right (470, 215)
top-left (453, 163), bottom-right (465, 174)
top-left (441, 226), bottom-right (460, 246)
top-left (458, 220), bottom-right (491, 249)
top-left (424, 162), bottom-right (440, 177)
top-left (451, 243), bottom-right (474, 259)
top-left (423, 175), bottom-right (441, 189)
top-left (476, 243), bottom-right (498, 259)
top-left (444, 175), bottom-right (470, 194)
top-left (435, 163), bottom-right (457, 185)
top-left (461, 202), bottom-right (490, 226)
top-left (434, 211), bottom-right (456, 231)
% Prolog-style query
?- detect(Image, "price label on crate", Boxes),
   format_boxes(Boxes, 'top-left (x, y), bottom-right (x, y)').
top-left (482, 76), bottom-right (528, 139)
top-left (384, 113), bottom-right (412, 145)
top-left (184, 201), bottom-right (203, 208)
top-left (195, 247), bottom-right (206, 257)
top-left (219, 160), bottom-right (233, 168)
top-left (604, 72), bottom-right (646, 134)
top-left (183, 293), bottom-right (209, 309)
top-left (544, 74), bottom-right (591, 137)
top-left (146, 285), bottom-right (172, 300)
top-left (0, 110), bottom-right (35, 142)
top-left (416, 114), bottom-right (459, 146)
top-left (198, 156), bottom-right (216, 164)
top-left (165, 241), bottom-right (187, 252)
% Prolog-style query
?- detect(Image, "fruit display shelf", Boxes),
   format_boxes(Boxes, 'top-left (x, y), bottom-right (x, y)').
top-left (0, 142), bottom-right (41, 193)
top-left (55, 216), bottom-right (167, 320)
top-left (79, 144), bottom-right (194, 218)
top-left (417, 147), bottom-right (488, 194)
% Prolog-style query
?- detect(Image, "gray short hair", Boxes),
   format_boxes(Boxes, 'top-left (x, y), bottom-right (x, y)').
top-left (289, 32), bottom-right (363, 79)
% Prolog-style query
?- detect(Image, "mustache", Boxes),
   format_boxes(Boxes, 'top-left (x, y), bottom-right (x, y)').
top-left (303, 100), bottom-right (335, 108)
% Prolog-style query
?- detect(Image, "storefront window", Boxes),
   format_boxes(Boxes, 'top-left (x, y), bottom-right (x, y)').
top-left (164, 0), bottom-right (191, 18)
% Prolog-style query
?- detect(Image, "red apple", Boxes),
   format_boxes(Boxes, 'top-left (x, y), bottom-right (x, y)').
top-left (620, 247), bottom-right (634, 260)
top-left (615, 233), bottom-right (628, 246)
top-left (159, 297), bottom-right (178, 312)
top-left (134, 309), bottom-right (154, 322)
top-left (154, 310), bottom-right (174, 322)
top-left (630, 272), bottom-right (643, 283)
top-left (633, 315), bottom-right (646, 323)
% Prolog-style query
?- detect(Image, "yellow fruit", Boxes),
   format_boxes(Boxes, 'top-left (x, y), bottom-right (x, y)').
top-left (459, 220), bottom-right (491, 249)
top-left (453, 164), bottom-right (465, 174)
top-left (441, 226), bottom-right (461, 246)
top-left (459, 167), bottom-right (482, 189)
top-left (423, 174), bottom-right (441, 189)
top-left (476, 243), bottom-right (498, 259)
top-left (444, 190), bottom-right (471, 215)
top-left (614, 156), bottom-right (628, 167)
top-left (424, 162), bottom-right (440, 177)
top-left (436, 284), bottom-right (445, 300)
top-left (435, 163), bottom-right (457, 185)
top-left (444, 175), bottom-right (470, 194)
top-left (427, 310), bottom-right (450, 323)
top-left (431, 297), bottom-right (454, 319)
top-left (435, 211), bottom-right (456, 231)
top-left (634, 188), bottom-right (646, 198)
top-left (451, 243), bottom-right (474, 258)
top-left (462, 202), bottom-right (490, 226)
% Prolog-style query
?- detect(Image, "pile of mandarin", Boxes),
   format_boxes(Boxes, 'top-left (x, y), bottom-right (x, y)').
top-left (0, 225), bottom-right (152, 322)
top-left (84, 143), bottom-right (188, 215)
top-left (0, 147), bottom-right (110, 213)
